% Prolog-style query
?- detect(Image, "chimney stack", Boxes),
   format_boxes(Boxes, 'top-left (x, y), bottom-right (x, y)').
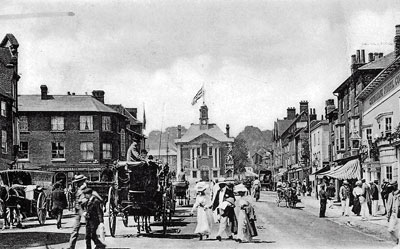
top-left (368, 52), bottom-right (374, 62)
top-left (360, 49), bottom-right (365, 63)
top-left (351, 54), bottom-right (356, 65)
top-left (379, 52), bottom-right (384, 58)
top-left (325, 99), bottom-right (335, 116)
top-left (356, 50), bottom-right (361, 63)
top-left (287, 107), bottom-right (296, 120)
top-left (177, 125), bottom-right (182, 139)
top-left (92, 90), bottom-right (105, 103)
top-left (299, 101), bottom-right (309, 114)
top-left (40, 85), bottom-right (48, 100)
top-left (395, 25), bottom-right (400, 58)
top-left (226, 124), bottom-right (230, 138)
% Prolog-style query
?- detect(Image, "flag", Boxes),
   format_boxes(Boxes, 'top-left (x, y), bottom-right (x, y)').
top-left (191, 87), bottom-right (204, 105)
top-left (143, 104), bottom-right (146, 130)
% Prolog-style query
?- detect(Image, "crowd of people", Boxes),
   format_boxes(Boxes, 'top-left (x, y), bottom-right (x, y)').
top-left (190, 178), bottom-right (259, 243)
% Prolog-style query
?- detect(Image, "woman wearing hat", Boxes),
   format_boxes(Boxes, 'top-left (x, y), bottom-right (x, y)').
top-left (190, 182), bottom-right (212, 240)
top-left (352, 181), bottom-right (363, 216)
top-left (234, 184), bottom-right (257, 243)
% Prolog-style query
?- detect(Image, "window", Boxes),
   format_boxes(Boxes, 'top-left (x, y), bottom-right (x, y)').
top-left (339, 126), bottom-right (345, 150)
top-left (213, 170), bottom-right (218, 178)
top-left (1, 101), bottom-right (6, 117)
top-left (19, 142), bottom-right (29, 159)
top-left (51, 142), bottom-right (65, 159)
top-left (102, 116), bottom-right (111, 131)
top-left (317, 131), bottom-right (320, 145)
top-left (366, 128), bottom-right (372, 141)
top-left (19, 116), bottom-right (28, 132)
top-left (80, 116), bottom-right (93, 131)
top-left (80, 142), bottom-right (94, 161)
top-left (201, 143), bottom-right (207, 156)
top-left (209, 147), bottom-right (213, 157)
top-left (313, 134), bottom-right (316, 146)
top-left (102, 143), bottom-right (112, 159)
top-left (385, 117), bottom-right (392, 136)
top-left (387, 165), bottom-right (393, 181)
top-left (192, 171), bottom-right (197, 178)
top-left (51, 116), bottom-right (64, 131)
top-left (1, 130), bottom-right (6, 154)
top-left (120, 129), bottom-right (126, 157)
top-left (197, 147), bottom-right (200, 156)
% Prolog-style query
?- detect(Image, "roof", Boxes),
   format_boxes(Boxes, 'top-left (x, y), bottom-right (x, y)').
top-left (108, 104), bottom-right (142, 124)
top-left (175, 123), bottom-right (234, 143)
top-left (310, 119), bottom-right (328, 132)
top-left (357, 55), bottom-right (400, 101)
top-left (0, 47), bottom-right (15, 99)
top-left (274, 119), bottom-right (292, 138)
top-left (148, 148), bottom-right (177, 157)
top-left (18, 95), bottom-right (118, 113)
top-left (333, 53), bottom-right (395, 94)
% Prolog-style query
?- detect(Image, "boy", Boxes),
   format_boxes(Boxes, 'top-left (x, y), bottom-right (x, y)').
top-left (83, 188), bottom-right (106, 249)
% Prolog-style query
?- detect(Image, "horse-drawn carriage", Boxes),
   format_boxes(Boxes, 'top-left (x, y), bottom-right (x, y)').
top-left (276, 182), bottom-right (300, 208)
top-left (172, 181), bottom-right (189, 206)
top-left (0, 170), bottom-right (54, 227)
top-left (91, 160), bottom-right (175, 237)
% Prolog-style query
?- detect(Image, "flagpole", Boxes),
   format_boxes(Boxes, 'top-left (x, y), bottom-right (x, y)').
top-left (203, 82), bottom-right (205, 105)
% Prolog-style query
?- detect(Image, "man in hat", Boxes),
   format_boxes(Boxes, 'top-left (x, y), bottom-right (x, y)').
top-left (370, 179), bottom-right (379, 217)
top-left (216, 197), bottom-right (236, 241)
top-left (386, 181), bottom-right (400, 245)
top-left (68, 174), bottom-right (88, 249)
top-left (83, 188), bottom-right (106, 249)
top-left (381, 179), bottom-right (390, 215)
top-left (339, 180), bottom-right (351, 216)
top-left (326, 182), bottom-right (335, 209)
top-left (319, 185), bottom-right (328, 218)
top-left (50, 182), bottom-right (67, 229)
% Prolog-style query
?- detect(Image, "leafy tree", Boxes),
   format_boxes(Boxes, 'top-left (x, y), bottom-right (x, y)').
top-left (232, 138), bottom-right (249, 174)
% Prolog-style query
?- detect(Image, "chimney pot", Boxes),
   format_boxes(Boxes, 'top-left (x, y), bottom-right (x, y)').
top-left (92, 90), bottom-right (105, 103)
top-left (356, 50), bottom-right (361, 63)
top-left (351, 54), bottom-right (356, 65)
top-left (379, 52), bottom-right (384, 58)
top-left (67, 91), bottom-right (71, 95)
top-left (368, 52), bottom-right (374, 62)
top-left (40, 85), bottom-right (48, 100)
top-left (287, 107), bottom-right (296, 120)
top-left (361, 49), bottom-right (365, 63)
top-left (226, 124), bottom-right (230, 138)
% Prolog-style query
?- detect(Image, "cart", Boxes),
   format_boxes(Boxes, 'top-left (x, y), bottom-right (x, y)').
top-left (172, 181), bottom-right (189, 206)
top-left (0, 170), bottom-right (54, 226)
top-left (107, 161), bottom-right (175, 237)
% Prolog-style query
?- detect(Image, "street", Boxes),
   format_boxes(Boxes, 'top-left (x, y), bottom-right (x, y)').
top-left (0, 191), bottom-right (394, 249)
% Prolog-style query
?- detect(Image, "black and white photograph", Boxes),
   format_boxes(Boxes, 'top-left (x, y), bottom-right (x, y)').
top-left (0, 0), bottom-right (400, 248)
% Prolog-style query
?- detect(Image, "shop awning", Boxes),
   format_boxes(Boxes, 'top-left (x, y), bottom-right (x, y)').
top-left (274, 170), bottom-right (287, 178)
top-left (319, 159), bottom-right (361, 180)
top-left (313, 165), bottom-right (330, 175)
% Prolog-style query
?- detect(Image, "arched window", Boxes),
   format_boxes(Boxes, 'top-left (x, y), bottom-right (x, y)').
top-left (201, 143), bottom-right (207, 156)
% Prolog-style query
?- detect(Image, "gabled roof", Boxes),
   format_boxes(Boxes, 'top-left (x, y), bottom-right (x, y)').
top-left (357, 55), bottom-right (400, 101)
top-left (175, 123), bottom-right (234, 143)
top-left (18, 95), bottom-right (118, 113)
top-left (108, 104), bottom-right (142, 125)
top-left (274, 119), bottom-right (292, 138)
top-left (0, 34), bottom-right (18, 99)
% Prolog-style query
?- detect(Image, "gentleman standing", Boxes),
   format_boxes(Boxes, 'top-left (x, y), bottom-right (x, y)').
top-left (370, 180), bottom-right (380, 217)
top-left (326, 182), bottom-right (335, 209)
top-left (319, 185), bottom-right (327, 218)
top-left (212, 180), bottom-right (235, 240)
top-left (51, 182), bottom-right (67, 229)
top-left (382, 179), bottom-right (390, 215)
top-left (339, 180), bottom-right (351, 216)
top-left (100, 164), bottom-right (113, 182)
top-left (68, 175), bottom-right (88, 249)
top-left (84, 188), bottom-right (106, 249)
top-left (386, 181), bottom-right (400, 245)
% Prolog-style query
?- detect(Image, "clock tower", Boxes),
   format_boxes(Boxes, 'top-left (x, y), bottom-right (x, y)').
top-left (199, 105), bottom-right (208, 129)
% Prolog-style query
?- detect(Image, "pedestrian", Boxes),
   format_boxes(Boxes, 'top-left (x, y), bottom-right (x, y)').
top-left (339, 180), bottom-right (351, 216)
top-left (359, 179), bottom-right (370, 221)
top-left (352, 181), bottom-right (362, 216)
top-left (302, 180), bottom-right (306, 197)
top-left (83, 188), bottom-right (106, 249)
top-left (190, 182), bottom-right (212, 240)
top-left (382, 179), bottom-right (390, 215)
top-left (212, 178), bottom-right (234, 223)
top-left (216, 197), bottom-right (237, 241)
top-left (50, 182), bottom-right (67, 229)
top-left (386, 181), bottom-right (400, 245)
top-left (65, 184), bottom-right (73, 211)
top-left (326, 182), bottom-right (335, 209)
top-left (362, 179), bottom-right (372, 216)
top-left (234, 184), bottom-right (257, 243)
top-left (319, 185), bottom-right (327, 218)
top-left (100, 164), bottom-right (113, 182)
top-left (68, 174), bottom-right (88, 249)
top-left (370, 180), bottom-right (379, 217)
top-left (252, 177), bottom-right (261, 201)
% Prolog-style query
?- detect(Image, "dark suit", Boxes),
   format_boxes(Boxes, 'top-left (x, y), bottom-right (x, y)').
top-left (85, 196), bottom-right (105, 249)
top-left (212, 187), bottom-right (235, 211)
top-left (319, 189), bottom-right (327, 217)
top-left (51, 188), bottom-right (67, 228)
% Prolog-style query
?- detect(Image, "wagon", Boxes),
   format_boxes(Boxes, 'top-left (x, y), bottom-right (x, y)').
top-left (106, 160), bottom-right (175, 237)
top-left (0, 170), bottom-right (54, 226)
top-left (172, 181), bottom-right (189, 206)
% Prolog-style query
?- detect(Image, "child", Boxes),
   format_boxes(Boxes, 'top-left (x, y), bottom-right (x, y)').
top-left (190, 182), bottom-right (212, 240)
top-left (83, 188), bottom-right (106, 249)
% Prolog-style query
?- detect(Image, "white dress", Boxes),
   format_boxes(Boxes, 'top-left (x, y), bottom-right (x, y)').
top-left (235, 196), bottom-right (252, 242)
top-left (192, 195), bottom-right (212, 235)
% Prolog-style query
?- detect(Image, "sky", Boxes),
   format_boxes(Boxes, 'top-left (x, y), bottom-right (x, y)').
top-left (1, 0), bottom-right (400, 136)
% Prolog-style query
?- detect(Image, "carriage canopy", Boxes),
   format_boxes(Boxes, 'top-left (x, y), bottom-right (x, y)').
top-left (0, 170), bottom-right (54, 188)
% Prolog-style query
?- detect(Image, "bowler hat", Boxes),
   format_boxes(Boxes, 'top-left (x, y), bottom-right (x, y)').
top-left (72, 174), bottom-right (87, 183)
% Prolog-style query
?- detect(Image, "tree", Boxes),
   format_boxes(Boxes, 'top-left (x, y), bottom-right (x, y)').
top-left (233, 138), bottom-right (249, 174)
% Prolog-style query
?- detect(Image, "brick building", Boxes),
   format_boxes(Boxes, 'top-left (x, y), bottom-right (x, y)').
top-left (0, 34), bottom-right (20, 169)
top-left (18, 86), bottom-right (144, 184)
top-left (175, 105), bottom-right (234, 185)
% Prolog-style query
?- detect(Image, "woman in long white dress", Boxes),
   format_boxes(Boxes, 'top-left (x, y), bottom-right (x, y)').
top-left (234, 183), bottom-right (256, 243)
top-left (190, 182), bottom-right (212, 240)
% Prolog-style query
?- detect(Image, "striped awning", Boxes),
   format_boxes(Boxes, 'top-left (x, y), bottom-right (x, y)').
top-left (319, 159), bottom-right (361, 180)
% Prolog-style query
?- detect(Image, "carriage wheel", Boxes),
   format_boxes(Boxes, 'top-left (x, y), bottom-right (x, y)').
top-left (122, 213), bottom-right (128, 227)
top-left (108, 187), bottom-right (117, 237)
top-left (37, 192), bottom-right (47, 225)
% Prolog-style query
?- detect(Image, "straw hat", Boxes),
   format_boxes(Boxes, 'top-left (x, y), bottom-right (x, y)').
top-left (234, 184), bottom-right (248, 193)
top-left (343, 180), bottom-right (349, 185)
top-left (72, 175), bottom-right (87, 183)
top-left (195, 182), bottom-right (209, 192)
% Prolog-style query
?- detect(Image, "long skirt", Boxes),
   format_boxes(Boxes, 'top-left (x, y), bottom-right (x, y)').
top-left (237, 210), bottom-right (254, 242)
top-left (352, 197), bottom-right (361, 215)
top-left (194, 207), bottom-right (212, 235)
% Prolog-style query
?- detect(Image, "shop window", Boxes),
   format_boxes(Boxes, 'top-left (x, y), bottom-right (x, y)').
top-left (19, 141), bottom-right (29, 159)
top-left (51, 116), bottom-right (64, 131)
top-left (52, 142), bottom-right (65, 159)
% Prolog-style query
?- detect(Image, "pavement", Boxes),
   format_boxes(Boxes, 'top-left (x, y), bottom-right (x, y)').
top-left (296, 194), bottom-right (392, 242)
